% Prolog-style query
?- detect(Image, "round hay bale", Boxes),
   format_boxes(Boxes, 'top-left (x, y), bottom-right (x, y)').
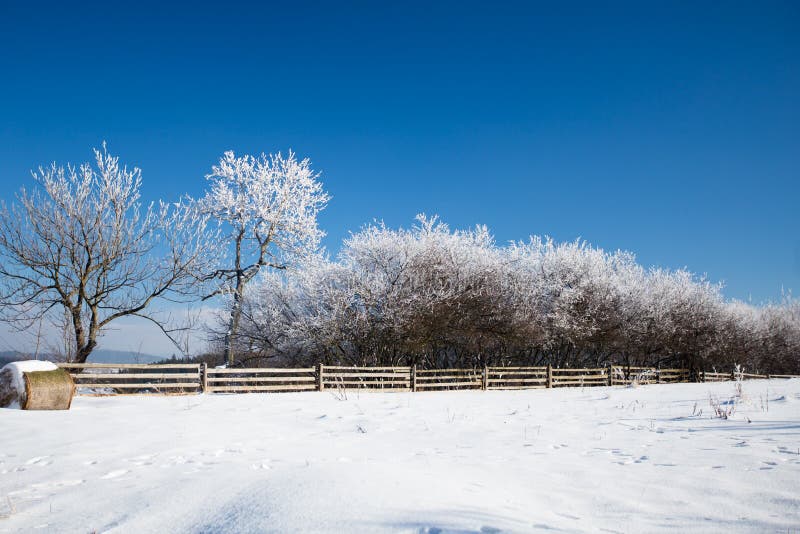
top-left (22, 368), bottom-right (75, 410)
top-left (0, 360), bottom-right (58, 409)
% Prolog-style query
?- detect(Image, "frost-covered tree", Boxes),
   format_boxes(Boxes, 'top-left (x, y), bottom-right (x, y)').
top-left (0, 146), bottom-right (214, 363)
top-left (201, 150), bottom-right (329, 366)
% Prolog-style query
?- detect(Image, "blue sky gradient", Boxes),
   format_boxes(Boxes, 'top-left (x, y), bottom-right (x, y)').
top-left (1, 1), bottom-right (798, 305)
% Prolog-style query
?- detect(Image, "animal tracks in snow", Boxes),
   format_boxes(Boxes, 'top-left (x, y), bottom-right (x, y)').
top-left (3, 380), bottom-right (800, 533)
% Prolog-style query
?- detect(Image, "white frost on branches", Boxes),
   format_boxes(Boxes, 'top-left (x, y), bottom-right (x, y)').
top-left (234, 215), bottom-right (800, 373)
top-left (201, 150), bottom-right (329, 365)
top-left (0, 145), bottom-right (216, 362)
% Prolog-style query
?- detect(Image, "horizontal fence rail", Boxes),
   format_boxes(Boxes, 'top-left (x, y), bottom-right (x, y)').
top-left (56, 362), bottom-right (800, 396)
top-left (702, 371), bottom-right (732, 382)
top-left (612, 366), bottom-right (659, 386)
top-left (657, 369), bottom-right (692, 383)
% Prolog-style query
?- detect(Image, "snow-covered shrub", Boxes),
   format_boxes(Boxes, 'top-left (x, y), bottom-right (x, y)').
top-left (708, 393), bottom-right (736, 420)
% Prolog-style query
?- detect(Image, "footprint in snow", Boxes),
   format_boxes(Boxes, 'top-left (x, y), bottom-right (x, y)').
top-left (166, 455), bottom-right (192, 465)
top-left (251, 460), bottom-right (272, 470)
top-left (25, 456), bottom-right (52, 466)
top-left (760, 460), bottom-right (778, 470)
top-left (100, 469), bottom-right (129, 480)
top-left (126, 454), bottom-right (156, 466)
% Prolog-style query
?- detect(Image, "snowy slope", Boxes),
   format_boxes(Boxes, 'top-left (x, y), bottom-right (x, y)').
top-left (1, 380), bottom-right (799, 533)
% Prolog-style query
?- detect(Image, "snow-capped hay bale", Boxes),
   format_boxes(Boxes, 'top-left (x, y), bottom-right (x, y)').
top-left (0, 360), bottom-right (58, 409)
top-left (23, 368), bottom-right (75, 410)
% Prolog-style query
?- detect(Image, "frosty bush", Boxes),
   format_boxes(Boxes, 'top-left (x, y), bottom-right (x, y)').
top-left (231, 216), bottom-right (800, 373)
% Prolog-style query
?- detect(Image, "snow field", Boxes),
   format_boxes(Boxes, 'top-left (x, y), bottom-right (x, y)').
top-left (1, 379), bottom-right (799, 533)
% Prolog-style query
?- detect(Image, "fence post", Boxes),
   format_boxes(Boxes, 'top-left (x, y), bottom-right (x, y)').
top-left (546, 364), bottom-right (553, 388)
top-left (317, 363), bottom-right (324, 391)
top-left (607, 364), bottom-right (613, 386)
top-left (730, 368), bottom-right (736, 381)
top-left (201, 363), bottom-right (208, 393)
top-left (482, 366), bottom-right (488, 391)
top-left (656, 367), bottom-right (661, 384)
top-left (411, 364), bottom-right (417, 392)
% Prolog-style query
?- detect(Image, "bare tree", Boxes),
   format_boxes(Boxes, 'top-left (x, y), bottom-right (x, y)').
top-left (0, 145), bottom-right (214, 363)
top-left (201, 150), bottom-right (329, 366)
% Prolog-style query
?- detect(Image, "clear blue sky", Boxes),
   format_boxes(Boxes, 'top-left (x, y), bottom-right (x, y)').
top-left (1, 1), bottom-right (798, 304)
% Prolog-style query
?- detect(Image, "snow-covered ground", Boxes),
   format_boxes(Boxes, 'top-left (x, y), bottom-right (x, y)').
top-left (1, 380), bottom-right (799, 533)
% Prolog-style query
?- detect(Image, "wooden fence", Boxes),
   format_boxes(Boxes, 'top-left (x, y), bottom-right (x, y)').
top-left (56, 363), bottom-right (800, 396)
top-left (416, 368), bottom-right (482, 391)
top-left (58, 363), bottom-right (202, 395)
top-left (702, 371), bottom-right (732, 382)
top-left (322, 365), bottom-right (412, 391)
top-left (486, 367), bottom-right (547, 390)
top-left (205, 367), bottom-right (317, 393)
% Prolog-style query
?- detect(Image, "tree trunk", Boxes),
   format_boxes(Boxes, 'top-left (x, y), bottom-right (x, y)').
top-left (70, 308), bottom-right (96, 364)
top-left (224, 273), bottom-right (245, 367)
top-left (223, 233), bottom-right (247, 367)
top-left (75, 340), bottom-right (97, 364)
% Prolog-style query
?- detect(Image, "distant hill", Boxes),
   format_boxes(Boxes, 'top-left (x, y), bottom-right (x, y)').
top-left (87, 349), bottom-right (165, 364)
top-left (0, 351), bottom-right (27, 367)
top-left (0, 348), bottom-right (166, 366)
